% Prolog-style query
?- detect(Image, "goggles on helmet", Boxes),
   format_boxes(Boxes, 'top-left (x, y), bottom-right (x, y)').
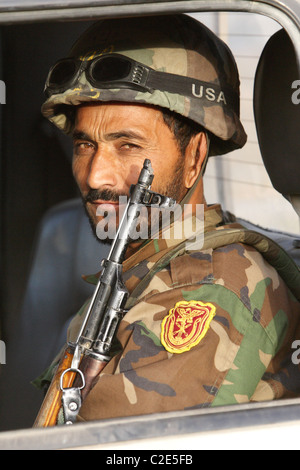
top-left (44, 53), bottom-right (238, 110)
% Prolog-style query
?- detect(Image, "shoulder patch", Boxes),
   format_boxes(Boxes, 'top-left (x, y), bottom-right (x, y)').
top-left (161, 300), bottom-right (216, 354)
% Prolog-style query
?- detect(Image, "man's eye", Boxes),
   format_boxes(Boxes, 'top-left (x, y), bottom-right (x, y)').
top-left (121, 143), bottom-right (141, 150)
top-left (74, 142), bottom-right (95, 154)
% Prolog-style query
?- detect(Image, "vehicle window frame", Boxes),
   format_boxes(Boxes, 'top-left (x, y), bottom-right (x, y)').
top-left (0, 0), bottom-right (299, 449)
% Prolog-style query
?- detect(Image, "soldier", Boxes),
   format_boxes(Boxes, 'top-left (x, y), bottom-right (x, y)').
top-left (35, 14), bottom-right (300, 423)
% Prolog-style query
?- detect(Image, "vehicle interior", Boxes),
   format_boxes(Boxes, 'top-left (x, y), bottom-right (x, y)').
top-left (0, 0), bottom-right (299, 450)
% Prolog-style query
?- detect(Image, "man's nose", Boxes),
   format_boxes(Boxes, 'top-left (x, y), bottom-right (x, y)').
top-left (87, 147), bottom-right (118, 189)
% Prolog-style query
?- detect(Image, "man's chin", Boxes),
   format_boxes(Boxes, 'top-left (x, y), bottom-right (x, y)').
top-left (82, 205), bottom-right (112, 245)
top-left (87, 217), bottom-right (114, 245)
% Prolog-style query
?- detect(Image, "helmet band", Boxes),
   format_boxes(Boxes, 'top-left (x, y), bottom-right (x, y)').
top-left (45, 53), bottom-right (239, 111)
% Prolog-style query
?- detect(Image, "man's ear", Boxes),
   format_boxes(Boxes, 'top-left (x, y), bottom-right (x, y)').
top-left (184, 132), bottom-right (208, 189)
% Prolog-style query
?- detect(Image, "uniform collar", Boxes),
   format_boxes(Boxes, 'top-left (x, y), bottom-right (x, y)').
top-left (122, 203), bottom-right (224, 273)
top-left (83, 204), bottom-right (226, 286)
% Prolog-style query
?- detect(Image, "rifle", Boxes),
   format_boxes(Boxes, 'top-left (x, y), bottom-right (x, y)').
top-left (34, 159), bottom-right (175, 427)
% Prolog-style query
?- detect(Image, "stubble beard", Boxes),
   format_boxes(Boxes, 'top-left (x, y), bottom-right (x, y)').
top-left (82, 157), bottom-right (186, 245)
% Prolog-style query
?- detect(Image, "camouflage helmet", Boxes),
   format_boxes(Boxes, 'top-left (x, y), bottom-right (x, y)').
top-left (42, 14), bottom-right (247, 156)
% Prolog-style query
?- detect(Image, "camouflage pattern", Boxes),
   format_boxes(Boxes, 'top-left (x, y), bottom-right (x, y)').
top-left (34, 205), bottom-right (300, 421)
top-left (41, 15), bottom-right (247, 156)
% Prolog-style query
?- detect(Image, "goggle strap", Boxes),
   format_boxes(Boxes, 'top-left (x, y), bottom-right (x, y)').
top-left (146, 70), bottom-right (239, 111)
top-left (45, 56), bottom-right (238, 112)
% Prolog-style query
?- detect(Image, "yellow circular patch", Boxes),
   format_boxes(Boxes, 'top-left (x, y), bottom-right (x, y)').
top-left (161, 300), bottom-right (216, 354)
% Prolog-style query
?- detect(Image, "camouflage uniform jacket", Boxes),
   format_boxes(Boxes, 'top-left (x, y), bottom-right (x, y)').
top-left (38, 204), bottom-right (300, 422)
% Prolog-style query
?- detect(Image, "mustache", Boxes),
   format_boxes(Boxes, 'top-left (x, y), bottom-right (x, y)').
top-left (84, 188), bottom-right (127, 204)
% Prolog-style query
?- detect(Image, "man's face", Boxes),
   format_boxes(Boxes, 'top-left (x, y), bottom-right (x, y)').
top-left (72, 102), bottom-right (189, 240)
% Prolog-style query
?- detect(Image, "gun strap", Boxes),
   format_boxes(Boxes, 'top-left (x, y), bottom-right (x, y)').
top-left (125, 227), bottom-right (300, 310)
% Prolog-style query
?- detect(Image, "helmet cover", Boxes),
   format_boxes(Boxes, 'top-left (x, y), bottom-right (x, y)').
top-left (42, 14), bottom-right (247, 156)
